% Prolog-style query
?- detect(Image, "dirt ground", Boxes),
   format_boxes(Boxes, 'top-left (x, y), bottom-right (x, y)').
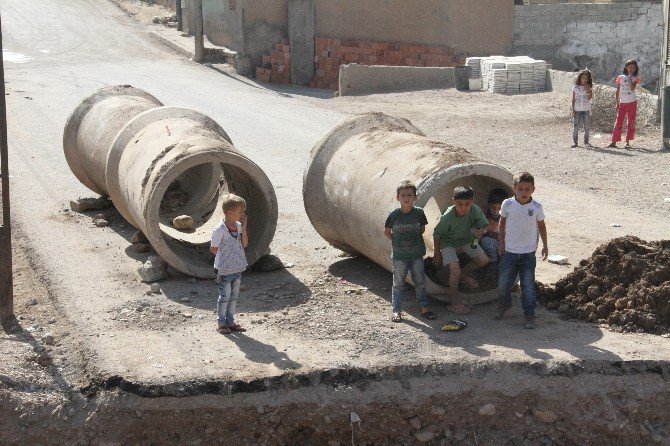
top-left (2, 1), bottom-right (670, 444)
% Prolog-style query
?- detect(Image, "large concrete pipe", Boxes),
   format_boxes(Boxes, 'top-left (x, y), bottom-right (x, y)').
top-left (64, 85), bottom-right (277, 278)
top-left (303, 112), bottom-right (513, 303)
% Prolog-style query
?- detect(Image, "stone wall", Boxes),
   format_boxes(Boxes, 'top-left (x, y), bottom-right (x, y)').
top-left (512, 2), bottom-right (663, 92)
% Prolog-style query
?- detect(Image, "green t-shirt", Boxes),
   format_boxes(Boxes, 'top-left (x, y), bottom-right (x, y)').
top-left (385, 207), bottom-right (428, 260)
top-left (433, 204), bottom-right (489, 249)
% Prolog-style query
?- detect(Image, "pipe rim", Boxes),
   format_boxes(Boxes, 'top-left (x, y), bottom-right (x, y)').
top-left (141, 147), bottom-right (278, 278)
top-left (105, 106), bottom-right (233, 227)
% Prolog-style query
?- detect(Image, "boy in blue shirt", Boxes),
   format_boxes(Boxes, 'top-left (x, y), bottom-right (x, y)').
top-left (384, 181), bottom-right (435, 323)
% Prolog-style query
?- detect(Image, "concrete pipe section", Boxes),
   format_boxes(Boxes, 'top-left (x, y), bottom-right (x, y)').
top-left (64, 85), bottom-right (277, 278)
top-left (303, 112), bottom-right (513, 304)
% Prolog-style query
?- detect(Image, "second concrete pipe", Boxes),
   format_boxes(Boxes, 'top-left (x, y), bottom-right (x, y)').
top-left (64, 85), bottom-right (277, 279)
top-left (303, 113), bottom-right (513, 302)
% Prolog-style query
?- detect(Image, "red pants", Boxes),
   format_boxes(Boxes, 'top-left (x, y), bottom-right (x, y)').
top-left (611, 101), bottom-right (637, 143)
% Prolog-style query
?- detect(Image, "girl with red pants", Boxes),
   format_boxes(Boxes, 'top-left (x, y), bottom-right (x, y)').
top-left (608, 60), bottom-right (640, 149)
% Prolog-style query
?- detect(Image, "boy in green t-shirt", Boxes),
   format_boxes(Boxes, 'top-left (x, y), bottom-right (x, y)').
top-left (432, 186), bottom-right (490, 315)
top-left (384, 181), bottom-right (435, 323)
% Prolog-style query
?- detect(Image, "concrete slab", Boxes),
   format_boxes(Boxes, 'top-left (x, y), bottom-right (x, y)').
top-left (339, 64), bottom-right (456, 96)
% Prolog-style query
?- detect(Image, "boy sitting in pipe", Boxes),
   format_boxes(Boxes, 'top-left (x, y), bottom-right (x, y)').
top-left (432, 186), bottom-right (490, 315)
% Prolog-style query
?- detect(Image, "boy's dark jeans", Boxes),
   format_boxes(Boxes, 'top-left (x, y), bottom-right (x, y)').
top-left (498, 252), bottom-right (537, 317)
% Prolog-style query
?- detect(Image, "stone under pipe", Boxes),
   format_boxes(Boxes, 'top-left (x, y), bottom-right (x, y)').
top-left (303, 112), bottom-right (513, 304)
top-left (63, 85), bottom-right (277, 278)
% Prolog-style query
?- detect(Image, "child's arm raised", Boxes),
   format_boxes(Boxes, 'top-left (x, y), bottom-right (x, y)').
top-left (538, 220), bottom-right (548, 260)
top-left (240, 215), bottom-right (249, 248)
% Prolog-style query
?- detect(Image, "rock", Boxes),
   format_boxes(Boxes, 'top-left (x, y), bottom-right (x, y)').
top-left (138, 256), bottom-right (168, 282)
top-left (431, 406), bottom-right (445, 416)
top-left (547, 255), bottom-right (569, 265)
top-left (131, 231), bottom-right (148, 244)
top-left (93, 218), bottom-right (108, 227)
top-left (183, 313), bottom-right (193, 318)
top-left (70, 197), bottom-right (112, 212)
top-left (408, 416), bottom-right (422, 430)
top-left (188, 278), bottom-right (197, 284)
top-left (532, 408), bottom-right (558, 423)
top-left (558, 303), bottom-right (570, 313)
top-left (47, 318), bottom-right (56, 324)
top-left (30, 299), bottom-right (38, 306)
top-left (414, 430), bottom-right (434, 442)
top-left (150, 283), bottom-right (161, 294)
top-left (610, 223), bottom-right (622, 228)
top-left (145, 290), bottom-right (152, 295)
top-left (134, 242), bottom-right (152, 253)
top-left (43, 335), bottom-right (55, 346)
top-left (453, 428), bottom-right (467, 441)
top-left (252, 254), bottom-right (283, 272)
top-left (283, 262), bottom-right (294, 268)
top-left (478, 403), bottom-right (496, 416)
top-left (173, 215), bottom-right (194, 230)
top-left (180, 297), bottom-right (191, 302)
top-left (443, 428), bottom-right (453, 439)
top-left (36, 352), bottom-right (50, 367)
top-left (152, 16), bottom-right (161, 23)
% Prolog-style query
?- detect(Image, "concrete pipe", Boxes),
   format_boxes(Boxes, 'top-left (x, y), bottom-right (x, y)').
top-left (64, 85), bottom-right (277, 278)
top-left (303, 112), bottom-right (513, 304)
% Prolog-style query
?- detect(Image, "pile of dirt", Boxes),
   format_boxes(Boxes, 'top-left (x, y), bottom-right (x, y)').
top-left (539, 236), bottom-right (670, 335)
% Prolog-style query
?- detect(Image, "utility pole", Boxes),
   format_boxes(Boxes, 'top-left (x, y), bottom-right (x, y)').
top-left (192, 0), bottom-right (205, 63)
top-left (661, 0), bottom-right (670, 150)
top-left (0, 14), bottom-right (14, 321)
top-left (176, 0), bottom-right (183, 32)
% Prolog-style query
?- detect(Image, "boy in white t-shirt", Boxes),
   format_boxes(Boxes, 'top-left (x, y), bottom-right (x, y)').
top-left (494, 172), bottom-right (548, 329)
top-left (210, 193), bottom-right (249, 335)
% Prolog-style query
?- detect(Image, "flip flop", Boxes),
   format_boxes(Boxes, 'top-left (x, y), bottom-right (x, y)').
top-left (420, 311), bottom-right (437, 320)
top-left (392, 312), bottom-right (403, 323)
top-left (447, 303), bottom-right (471, 315)
top-left (228, 323), bottom-right (247, 332)
top-left (441, 319), bottom-right (468, 332)
top-left (217, 326), bottom-right (231, 334)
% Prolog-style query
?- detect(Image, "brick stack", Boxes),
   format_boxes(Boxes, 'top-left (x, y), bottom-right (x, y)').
top-left (255, 38), bottom-right (290, 85)
top-left (311, 37), bottom-right (466, 89)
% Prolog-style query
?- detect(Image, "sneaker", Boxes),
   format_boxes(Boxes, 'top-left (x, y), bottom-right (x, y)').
top-left (523, 316), bottom-right (537, 329)
top-left (494, 304), bottom-right (511, 320)
top-left (584, 142), bottom-right (592, 148)
top-left (570, 143), bottom-right (578, 148)
top-left (607, 142), bottom-right (617, 148)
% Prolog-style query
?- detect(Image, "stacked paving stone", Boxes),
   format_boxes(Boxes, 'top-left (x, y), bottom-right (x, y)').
top-left (479, 56), bottom-right (546, 94)
top-left (311, 37), bottom-right (466, 89)
top-left (255, 38), bottom-right (291, 85)
top-left (465, 57), bottom-right (482, 78)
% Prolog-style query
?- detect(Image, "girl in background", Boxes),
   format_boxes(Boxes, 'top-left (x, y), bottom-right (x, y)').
top-left (571, 69), bottom-right (593, 148)
top-left (608, 60), bottom-right (640, 149)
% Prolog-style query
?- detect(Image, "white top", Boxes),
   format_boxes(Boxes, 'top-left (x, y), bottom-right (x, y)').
top-left (617, 74), bottom-right (640, 104)
top-left (500, 197), bottom-right (545, 254)
top-left (572, 85), bottom-right (591, 112)
top-left (211, 220), bottom-right (248, 275)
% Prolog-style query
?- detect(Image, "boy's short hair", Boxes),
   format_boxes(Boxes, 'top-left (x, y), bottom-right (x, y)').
top-left (221, 193), bottom-right (246, 212)
top-left (487, 188), bottom-right (509, 204)
top-left (453, 186), bottom-right (474, 200)
top-left (396, 180), bottom-right (417, 196)
top-left (513, 172), bottom-right (535, 186)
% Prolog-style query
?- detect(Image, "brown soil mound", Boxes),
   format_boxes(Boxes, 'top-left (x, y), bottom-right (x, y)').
top-left (538, 236), bottom-right (670, 335)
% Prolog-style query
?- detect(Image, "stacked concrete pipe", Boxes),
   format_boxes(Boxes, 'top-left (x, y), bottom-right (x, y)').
top-left (64, 85), bottom-right (277, 279)
top-left (303, 112), bottom-right (513, 304)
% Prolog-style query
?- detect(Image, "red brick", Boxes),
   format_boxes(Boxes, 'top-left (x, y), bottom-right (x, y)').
top-left (281, 37), bottom-right (289, 46)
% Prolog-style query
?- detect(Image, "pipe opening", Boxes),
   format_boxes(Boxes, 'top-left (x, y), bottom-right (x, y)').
top-left (151, 161), bottom-right (273, 277)
top-left (422, 174), bottom-right (514, 293)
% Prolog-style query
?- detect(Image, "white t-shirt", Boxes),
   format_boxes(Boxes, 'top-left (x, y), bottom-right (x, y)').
top-left (572, 85), bottom-right (591, 112)
top-left (617, 74), bottom-right (640, 104)
top-left (500, 197), bottom-right (545, 254)
top-left (211, 220), bottom-right (248, 275)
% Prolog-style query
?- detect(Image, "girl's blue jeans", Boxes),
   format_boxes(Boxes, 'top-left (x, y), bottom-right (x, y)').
top-left (498, 252), bottom-right (537, 317)
top-left (573, 111), bottom-right (590, 145)
top-left (392, 259), bottom-right (429, 313)
top-left (217, 272), bottom-right (242, 326)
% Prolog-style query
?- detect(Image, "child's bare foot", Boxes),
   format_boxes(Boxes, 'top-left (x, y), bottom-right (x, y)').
top-left (447, 303), bottom-right (471, 315)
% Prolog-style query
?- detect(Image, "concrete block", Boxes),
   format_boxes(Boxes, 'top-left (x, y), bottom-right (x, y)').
top-left (339, 65), bottom-right (455, 96)
top-left (288, 0), bottom-right (315, 85)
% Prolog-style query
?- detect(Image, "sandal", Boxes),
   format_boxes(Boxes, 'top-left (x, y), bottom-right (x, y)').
top-left (228, 323), bottom-right (247, 332)
top-left (447, 303), bottom-right (471, 315)
top-left (441, 319), bottom-right (468, 332)
top-left (459, 276), bottom-right (479, 291)
top-left (607, 142), bottom-right (617, 148)
top-left (420, 311), bottom-right (437, 320)
top-left (392, 312), bottom-right (403, 323)
top-left (217, 326), bottom-right (231, 334)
